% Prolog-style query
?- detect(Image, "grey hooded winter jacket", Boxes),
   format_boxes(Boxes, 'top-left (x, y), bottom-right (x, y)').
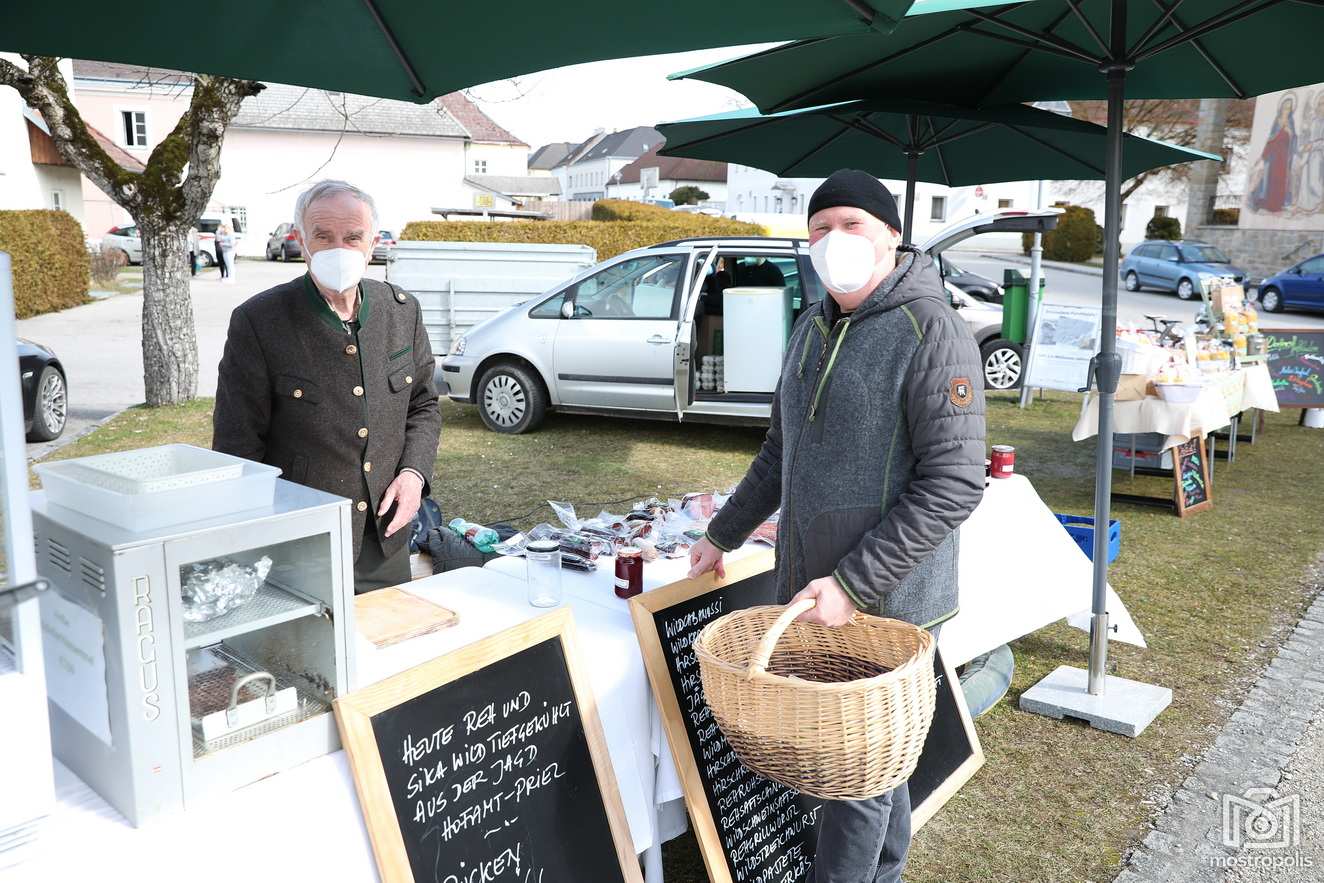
top-left (705, 248), bottom-right (986, 628)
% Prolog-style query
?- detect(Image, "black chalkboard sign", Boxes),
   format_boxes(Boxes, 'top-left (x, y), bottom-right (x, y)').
top-left (1173, 437), bottom-right (1212, 517)
top-left (632, 553), bottom-right (984, 883)
top-left (1264, 330), bottom-right (1324, 408)
top-left (908, 646), bottom-right (985, 830)
top-left (335, 609), bottom-right (643, 883)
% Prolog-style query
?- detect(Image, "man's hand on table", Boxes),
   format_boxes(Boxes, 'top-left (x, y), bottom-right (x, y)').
top-left (688, 537), bottom-right (726, 580)
top-left (791, 577), bottom-right (858, 627)
top-left (379, 470), bottom-right (425, 537)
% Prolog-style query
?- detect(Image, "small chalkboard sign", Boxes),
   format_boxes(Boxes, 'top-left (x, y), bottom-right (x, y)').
top-left (632, 552), bottom-right (984, 883)
top-left (1173, 436), bottom-right (1212, 517)
top-left (334, 609), bottom-right (643, 883)
top-left (1264, 330), bottom-right (1324, 408)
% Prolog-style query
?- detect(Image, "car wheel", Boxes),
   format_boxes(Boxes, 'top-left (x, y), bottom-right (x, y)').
top-left (1260, 286), bottom-right (1284, 313)
top-left (282, 246), bottom-right (293, 262)
top-left (1176, 278), bottom-right (1196, 300)
top-left (266, 247), bottom-right (276, 261)
top-left (980, 338), bottom-right (1023, 390)
top-left (26, 367), bottom-right (67, 442)
top-left (477, 363), bottom-right (547, 434)
top-left (196, 251), bottom-right (215, 268)
top-left (1124, 271), bottom-right (1139, 292)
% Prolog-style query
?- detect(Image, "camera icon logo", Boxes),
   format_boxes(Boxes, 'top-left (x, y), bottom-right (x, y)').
top-left (1222, 788), bottom-right (1300, 851)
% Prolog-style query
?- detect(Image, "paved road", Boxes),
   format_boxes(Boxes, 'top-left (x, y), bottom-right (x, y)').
top-left (18, 259), bottom-right (387, 460)
top-left (949, 250), bottom-right (1324, 332)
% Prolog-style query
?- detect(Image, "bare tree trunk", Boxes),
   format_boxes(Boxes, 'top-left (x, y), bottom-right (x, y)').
top-left (138, 224), bottom-right (197, 405)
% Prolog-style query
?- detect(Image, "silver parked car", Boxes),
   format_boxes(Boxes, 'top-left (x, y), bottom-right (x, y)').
top-left (100, 224), bottom-right (142, 265)
top-left (441, 210), bottom-right (1061, 433)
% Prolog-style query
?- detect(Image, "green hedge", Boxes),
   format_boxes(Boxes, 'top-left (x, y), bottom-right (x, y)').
top-left (403, 202), bottom-right (764, 261)
top-left (1145, 215), bottom-right (1182, 241)
top-left (0, 210), bottom-right (91, 318)
top-left (1021, 205), bottom-right (1102, 263)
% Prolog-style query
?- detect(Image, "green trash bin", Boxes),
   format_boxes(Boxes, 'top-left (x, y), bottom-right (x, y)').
top-left (1002, 269), bottom-right (1029, 343)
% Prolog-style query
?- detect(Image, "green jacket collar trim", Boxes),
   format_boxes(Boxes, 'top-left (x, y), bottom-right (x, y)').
top-left (303, 273), bottom-right (371, 330)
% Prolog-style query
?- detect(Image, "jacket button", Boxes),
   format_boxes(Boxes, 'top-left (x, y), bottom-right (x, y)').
top-left (357, 427), bottom-right (368, 439)
top-left (363, 462), bottom-right (372, 473)
top-left (395, 291), bottom-right (406, 303)
top-left (353, 385), bottom-right (364, 397)
top-left (405, 375), bottom-right (413, 384)
top-left (355, 501), bottom-right (367, 512)
top-left (345, 344), bottom-right (358, 356)
top-left (292, 388), bottom-right (303, 398)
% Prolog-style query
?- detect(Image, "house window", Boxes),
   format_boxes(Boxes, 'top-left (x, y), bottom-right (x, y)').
top-left (1154, 205), bottom-right (1169, 218)
top-left (121, 110), bottom-right (147, 147)
top-left (998, 198), bottom-right (1013, 209)
top-left (930, 196), bottom-right (947, 222)
top-left (474, 159), bottom-right (487, 174)
top-left (50, 190), bottom-right (64, 211)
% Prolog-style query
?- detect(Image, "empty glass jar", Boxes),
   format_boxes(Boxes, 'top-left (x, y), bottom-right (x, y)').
top-left (526, 540), bottom-right (563, 608)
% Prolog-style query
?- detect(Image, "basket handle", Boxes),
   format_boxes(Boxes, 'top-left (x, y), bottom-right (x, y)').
top-left (746, 597), bottom-right (816, 680)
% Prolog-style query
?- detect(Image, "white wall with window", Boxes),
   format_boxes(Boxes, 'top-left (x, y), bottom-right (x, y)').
top-left (32, 165), bottom-right (85, 224)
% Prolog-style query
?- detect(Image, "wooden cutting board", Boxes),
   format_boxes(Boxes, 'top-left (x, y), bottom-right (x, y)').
top-left (355, 587), bottom-right (458, 648)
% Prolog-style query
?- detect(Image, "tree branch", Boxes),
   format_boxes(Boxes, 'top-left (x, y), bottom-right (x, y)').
top-left (0, 55), bottom-right (141, 210)
top-left (176, 75), bottom-right (264, 225)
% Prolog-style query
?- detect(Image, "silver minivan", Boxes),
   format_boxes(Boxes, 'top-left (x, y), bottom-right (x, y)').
top-left (440, 210), bottom-right (1060, 433)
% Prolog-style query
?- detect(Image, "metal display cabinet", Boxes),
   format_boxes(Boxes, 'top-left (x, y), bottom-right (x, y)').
top-left (31, 479), bottom-right (355, 826)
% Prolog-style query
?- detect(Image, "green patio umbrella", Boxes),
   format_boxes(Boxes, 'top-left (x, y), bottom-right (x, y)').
top-left (656, 99), bottom-right (1218, 241)
top-left (678, 0), bottom-right (1324, 728)
top-left (2, 0), bottom-right (938, 104)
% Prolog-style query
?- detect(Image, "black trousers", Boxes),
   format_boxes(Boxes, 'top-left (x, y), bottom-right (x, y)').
top-left (216, 249), bottom-right (229, 278)
top-left (353, 518), bottom-right (411, 594)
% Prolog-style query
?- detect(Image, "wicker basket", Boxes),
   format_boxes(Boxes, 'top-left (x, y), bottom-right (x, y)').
top-left (694, 597), bottom-right (937, 799)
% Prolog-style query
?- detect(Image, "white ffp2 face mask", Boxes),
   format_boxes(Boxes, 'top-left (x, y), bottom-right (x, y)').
top-left (309, 247), bottom-right (367, 294)
top-left (808, 230), bottom-right (881, 296)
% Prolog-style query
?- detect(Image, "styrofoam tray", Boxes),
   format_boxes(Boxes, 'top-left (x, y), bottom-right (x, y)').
top-left (1155, 382), bottom-right (1204, 404)
top-left (42, 444), bottom-right (243, 494)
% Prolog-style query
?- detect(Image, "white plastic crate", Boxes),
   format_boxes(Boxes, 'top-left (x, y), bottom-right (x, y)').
top-left (34, 445), bottom-right (281, 533)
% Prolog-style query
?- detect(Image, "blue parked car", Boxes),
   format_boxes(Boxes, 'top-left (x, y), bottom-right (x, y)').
top-left (1257, 253), bottom-right (1324, 314)
top-left (1120, 240), bottom-right (1247, 301)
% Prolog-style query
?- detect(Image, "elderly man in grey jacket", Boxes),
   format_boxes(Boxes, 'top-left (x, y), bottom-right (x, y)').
top-left (689, 169), bottom-right (986, 883)
top-left (214, 180), bottom-right (442, 594)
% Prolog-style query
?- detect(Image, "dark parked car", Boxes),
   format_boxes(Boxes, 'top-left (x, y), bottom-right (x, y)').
top-left (940, 258), bottom-right (1004, 303)
top-left (18, 339), bottom-right (67, 442)
top-left (1120, 240), bottom-right (1247, 300)
top-left (1257, 253), bottom-right (1324, 314)
top-left (265, 222), bottom-right (302, 261)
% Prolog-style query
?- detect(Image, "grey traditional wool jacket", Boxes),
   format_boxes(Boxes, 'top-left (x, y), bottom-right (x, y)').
top-left (705, 248), bottom-right (986, 628)
top-left (213, 274), bottom-right (442, 560)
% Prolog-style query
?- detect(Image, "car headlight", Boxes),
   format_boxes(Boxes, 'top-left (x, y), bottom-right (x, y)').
top-left (450, 336), bottom-right (466, 356)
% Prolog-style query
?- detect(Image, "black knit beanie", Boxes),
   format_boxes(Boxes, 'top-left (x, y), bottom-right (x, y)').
top-left (807, 169), bottom-right (902, 233)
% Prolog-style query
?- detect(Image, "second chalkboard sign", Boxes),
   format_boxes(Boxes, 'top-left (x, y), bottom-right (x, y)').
top-left (1173, 436), bottom-right (1212, 517)
top-left (1264, 329), bottom-right (1324, 408)
top-left (334, 609), bottom-right (643, 883)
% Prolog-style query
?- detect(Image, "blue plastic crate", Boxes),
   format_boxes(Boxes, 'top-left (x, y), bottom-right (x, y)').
top-left (1054, 514), bottom-right (1121, 563)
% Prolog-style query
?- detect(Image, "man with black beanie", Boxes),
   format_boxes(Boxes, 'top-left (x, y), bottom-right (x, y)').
top-left (690, 169), bottom-right (987, 882)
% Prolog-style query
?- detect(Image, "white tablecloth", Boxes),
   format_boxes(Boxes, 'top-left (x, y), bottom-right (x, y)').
top-left (1073, 363), bottom-right (1280, 448)
top-left (12, 477), bottom-right (1146, 882)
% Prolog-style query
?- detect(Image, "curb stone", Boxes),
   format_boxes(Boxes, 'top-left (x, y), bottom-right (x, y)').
top-left (1111, 560), bottom-right (1324, 883)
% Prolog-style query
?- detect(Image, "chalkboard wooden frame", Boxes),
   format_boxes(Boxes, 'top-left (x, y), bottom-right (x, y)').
top-left (631, 552), bottom-right (777, 883)
top-left (1263, 328), bottom-right (1324, 409)
top-left (1173, 436), bottom-right (1213, 517)
top-left (909, 647), bottom-right (986, 831)
top-left (333, 608), bottom-right (644, 883)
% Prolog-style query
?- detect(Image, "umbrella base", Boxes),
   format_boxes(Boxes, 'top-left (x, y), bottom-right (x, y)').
top-left (1019, 665), bottom-right (1171, 738)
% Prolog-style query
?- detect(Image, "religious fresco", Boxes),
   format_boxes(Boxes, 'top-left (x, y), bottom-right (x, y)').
top-left (1243, 86), bottom-right (1324, 229)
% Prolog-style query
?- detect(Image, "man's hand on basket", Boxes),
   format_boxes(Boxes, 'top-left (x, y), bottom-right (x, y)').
top-left (688, 537), bottom-right (726, 580)
top-left (791, 578), bottom-right (858, 627)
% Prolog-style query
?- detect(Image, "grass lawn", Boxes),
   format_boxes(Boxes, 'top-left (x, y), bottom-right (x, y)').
top-left (37, 393), bottom-right (1324, 883)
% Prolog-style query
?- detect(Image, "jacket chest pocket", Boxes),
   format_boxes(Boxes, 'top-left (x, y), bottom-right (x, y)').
top-left (387, 367), bottom-right (416, 394)
top-left (275, 374), bottom-right (320, 404)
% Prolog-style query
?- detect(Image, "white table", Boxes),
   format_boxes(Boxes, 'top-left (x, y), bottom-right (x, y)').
top-left (13, 476), bottom-right (1145, 882)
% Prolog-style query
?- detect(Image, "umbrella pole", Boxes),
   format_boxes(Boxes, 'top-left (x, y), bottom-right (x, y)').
top-left (902, 152), bottom-right (918, 244)
top-left (1087, 63), bottom-right (1126, 696)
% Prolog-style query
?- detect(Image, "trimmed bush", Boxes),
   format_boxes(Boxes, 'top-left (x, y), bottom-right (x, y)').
top-left (670, 185), bottom-right (709, 205)
top-left (1021, 205), bottom-right (1102, 263)
top-left (1145, 215), bottom-right (1182, 241)
top-left (1211, 207), bottom-right (1240, 226)
top-left (0, 210), bottom-right (91, 318)
top-left (403, 203), bottom-right (764, 262)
